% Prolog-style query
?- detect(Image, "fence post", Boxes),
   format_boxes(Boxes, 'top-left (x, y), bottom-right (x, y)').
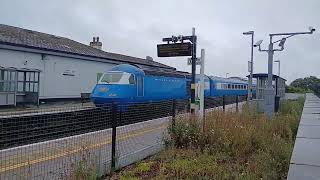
top-left (236, 96), bottom-right (239, 112)
top-left (111, 103), bottom-right (117, 172)
top-left (223, 96), bottom-right (225, 111)
top-left (172, 99), bottom-right (176, 128)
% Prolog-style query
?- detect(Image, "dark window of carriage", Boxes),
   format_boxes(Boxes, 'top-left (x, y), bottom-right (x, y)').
top-left (129, 75), bottom-right (135, 84)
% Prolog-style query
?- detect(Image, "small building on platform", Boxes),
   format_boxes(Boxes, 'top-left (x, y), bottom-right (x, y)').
top-left (0, 24), bottom-right (174, 105)
top-left (0, 66), bottom-right (41, 106)
top-left (247, 73), bottom-right (286, 112)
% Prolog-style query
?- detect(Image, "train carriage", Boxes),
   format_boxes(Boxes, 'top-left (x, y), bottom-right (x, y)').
top-left (90, 64), bottom-right (255, 105)
top-left (90, 64), bottom-right (190, 105)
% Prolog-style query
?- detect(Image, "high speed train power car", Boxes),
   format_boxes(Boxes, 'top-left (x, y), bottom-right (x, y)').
top-left (90, 64), bottom-right (255, 105)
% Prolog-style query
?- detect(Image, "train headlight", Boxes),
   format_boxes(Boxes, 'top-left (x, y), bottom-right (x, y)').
top-left (99, 87), bottom-right (109, 92)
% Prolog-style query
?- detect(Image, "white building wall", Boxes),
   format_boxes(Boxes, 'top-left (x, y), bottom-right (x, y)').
top-left (0, 49), bottom-right (115, 99)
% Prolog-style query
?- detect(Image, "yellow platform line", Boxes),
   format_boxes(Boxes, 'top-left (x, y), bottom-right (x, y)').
top-left (0, 124), bottom-right (168, 173)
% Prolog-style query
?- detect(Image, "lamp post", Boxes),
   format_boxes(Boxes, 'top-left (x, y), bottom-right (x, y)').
top-left (243, 31), bottom-right (254, 101)
top-left (274, 60), bottom-right (280, 76)
top-left (254, 27), bottom-right (316, 118)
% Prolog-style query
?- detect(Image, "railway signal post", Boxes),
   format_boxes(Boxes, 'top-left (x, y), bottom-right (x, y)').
top-left (157, 27), bottom-right (198, 114)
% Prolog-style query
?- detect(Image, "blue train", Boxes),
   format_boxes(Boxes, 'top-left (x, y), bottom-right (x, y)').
top-left (90, 64), bottom-right (255, 105)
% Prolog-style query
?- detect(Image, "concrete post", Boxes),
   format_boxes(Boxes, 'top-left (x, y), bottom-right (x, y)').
top-left (199, 49), bottom-right (205, 119)
top-left (264, 37), bottom-right (275, 118)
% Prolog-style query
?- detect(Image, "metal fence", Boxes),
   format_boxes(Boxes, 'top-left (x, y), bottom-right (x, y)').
top-left (0, 95), bottom-right (246, 179)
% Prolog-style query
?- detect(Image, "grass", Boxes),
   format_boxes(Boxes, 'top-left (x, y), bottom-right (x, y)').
top-left (112, 98), bottom-right (304, 180)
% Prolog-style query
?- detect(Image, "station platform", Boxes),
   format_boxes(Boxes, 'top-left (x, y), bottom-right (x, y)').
top-left (287, 93), bottom-right (320, 180)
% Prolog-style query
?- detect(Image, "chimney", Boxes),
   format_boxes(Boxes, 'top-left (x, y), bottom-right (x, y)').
top-left (90, 36), bottom-right (102, 50)
top-left (146, 56), bottom-right (153, 61)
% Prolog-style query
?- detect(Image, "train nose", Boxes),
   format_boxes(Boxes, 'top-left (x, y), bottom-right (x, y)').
top-left (90, 84), bottom-right (136, 105)
top-left (91, 85), bottom-right (119, 102)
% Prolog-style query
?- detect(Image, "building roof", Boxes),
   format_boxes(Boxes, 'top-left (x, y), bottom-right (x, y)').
top-left (0, 24), bottom-right (174, 70)
top-left (246, 73), bottom-right (286, 81)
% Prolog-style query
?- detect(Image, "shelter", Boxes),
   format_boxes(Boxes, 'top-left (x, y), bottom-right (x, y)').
top-left (247, 73), bottom-right (286, 112)
top-left (0, 66), bottom-right (40, 106)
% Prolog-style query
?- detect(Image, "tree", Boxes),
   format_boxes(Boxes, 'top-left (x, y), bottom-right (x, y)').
top-left (289, 76), bottom-right (320, 95)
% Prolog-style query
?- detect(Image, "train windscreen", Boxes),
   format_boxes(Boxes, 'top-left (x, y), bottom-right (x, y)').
top-left (99, 72), bottom-right (135, 85)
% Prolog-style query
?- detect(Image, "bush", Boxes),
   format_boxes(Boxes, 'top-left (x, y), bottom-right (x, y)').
top-left (164, 99), bottom-right (304, 179)
top-left (114, 99), bottom-right (304, 179)
top-left (165, 118), bottom-right (200, 148)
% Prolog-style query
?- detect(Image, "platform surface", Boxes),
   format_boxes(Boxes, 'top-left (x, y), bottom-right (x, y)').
top-left (287, 93), bottom-right (320, 180)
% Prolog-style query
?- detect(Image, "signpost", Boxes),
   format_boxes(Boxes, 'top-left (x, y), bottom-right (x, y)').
top-left (187, 58), bottom-right (201, 65)
top-left (248, 61), bottom-right (252, 73)
top-left (157, 28), bottom-right (197, 114)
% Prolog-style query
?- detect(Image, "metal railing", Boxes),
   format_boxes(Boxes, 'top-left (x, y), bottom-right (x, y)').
top-left (0, 95), bottom-right (246, 179)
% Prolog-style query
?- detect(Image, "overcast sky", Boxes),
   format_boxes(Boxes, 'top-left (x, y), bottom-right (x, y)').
top-left (1, 0), bottom-right (319, 83)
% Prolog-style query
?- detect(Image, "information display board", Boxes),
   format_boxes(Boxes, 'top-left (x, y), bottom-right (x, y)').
top-left (157, 43), bottom-right (192, 57)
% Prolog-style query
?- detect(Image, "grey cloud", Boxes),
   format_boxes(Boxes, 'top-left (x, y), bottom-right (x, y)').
top-left (0, 0), bottom-right (319, 83)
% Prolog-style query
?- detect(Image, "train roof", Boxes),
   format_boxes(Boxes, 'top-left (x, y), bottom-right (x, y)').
top-left (136, 64), bottom-right (191, 78)
top-left (108, 64), bottom-right (190, 78)
top-left (110, 64), bottom-right (145, 76)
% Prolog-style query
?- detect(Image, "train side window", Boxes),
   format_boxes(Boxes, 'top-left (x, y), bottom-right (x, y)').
top-left (129, 75), bottom-right (135, 84)
top-left (228, 84), bottom-right (231, 89)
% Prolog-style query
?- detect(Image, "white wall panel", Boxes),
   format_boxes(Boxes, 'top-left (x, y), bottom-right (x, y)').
top-left (0, 49), bottom-right (115, 99)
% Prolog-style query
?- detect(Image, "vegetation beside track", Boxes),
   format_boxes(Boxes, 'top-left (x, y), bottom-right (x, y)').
top-left (111, 98), bottom-right (304, 180)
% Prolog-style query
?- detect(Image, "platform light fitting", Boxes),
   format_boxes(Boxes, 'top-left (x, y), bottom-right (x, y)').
top-left (243, 31), bottom-right (254, 35)
top-left (253, 40), bottom-right (263, 47)
top-left (309, 26), bottom-right (316, 33)
top-left (278, 38), bottom-right (286, 47)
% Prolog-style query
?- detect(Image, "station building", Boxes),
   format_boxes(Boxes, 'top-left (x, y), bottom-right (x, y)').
top-left (0, 24), bottom-right (174, 105)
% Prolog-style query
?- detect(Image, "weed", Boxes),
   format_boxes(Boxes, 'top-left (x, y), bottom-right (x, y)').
top-left (135, 162), bottom-right (153, 173)
top-left (69, 145), bottom-right (99, 180)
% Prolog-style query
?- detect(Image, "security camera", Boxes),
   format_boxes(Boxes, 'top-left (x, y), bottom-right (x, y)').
top-left (253, 40), bottom-right (263, 47)
top-left (278, 38), bottom-right (286, 47)
top-left (309, 26), bottom-right (316, 33)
